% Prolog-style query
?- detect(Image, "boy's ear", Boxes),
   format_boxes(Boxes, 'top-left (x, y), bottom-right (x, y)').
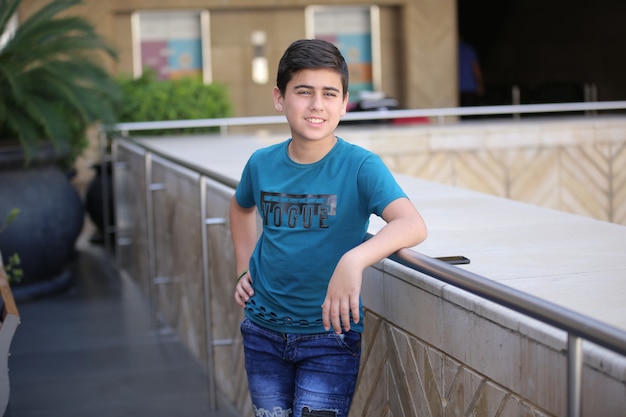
top-left (272, 87), bottom-right (284, 112)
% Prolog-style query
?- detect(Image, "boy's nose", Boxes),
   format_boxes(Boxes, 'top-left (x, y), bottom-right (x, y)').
top-left (309, 93), bottom-right (324, 110)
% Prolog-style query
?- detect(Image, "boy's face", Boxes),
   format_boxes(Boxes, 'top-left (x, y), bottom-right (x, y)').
top-left (273, 68), bottom-right (348, 144)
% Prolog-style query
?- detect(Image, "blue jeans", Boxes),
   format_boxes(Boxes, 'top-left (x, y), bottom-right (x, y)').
top-left (240, 317), bottom-right (362, 417)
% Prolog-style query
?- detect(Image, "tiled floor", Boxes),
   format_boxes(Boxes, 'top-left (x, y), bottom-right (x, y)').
top-left (5, 228), bottom-right (239, 417)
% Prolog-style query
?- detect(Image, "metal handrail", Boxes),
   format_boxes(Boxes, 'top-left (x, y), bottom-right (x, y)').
top-left (383, 240), bottom-right (626, 357)
top-left (387, 246), bottom-right (624, 417)
top-left (106, 100), bottom-right (626, 134)
top-left (107, 102), bottom-right (626, 417)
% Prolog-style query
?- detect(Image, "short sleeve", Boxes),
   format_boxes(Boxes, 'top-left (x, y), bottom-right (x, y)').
top-left (234, 159), bottom-right (256, 208)
top-left (358, 154), bottom-right (407, 216)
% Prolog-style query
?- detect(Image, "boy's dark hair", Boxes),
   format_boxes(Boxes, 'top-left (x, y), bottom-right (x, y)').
top-left (276, 39), bottom-right (349, 97)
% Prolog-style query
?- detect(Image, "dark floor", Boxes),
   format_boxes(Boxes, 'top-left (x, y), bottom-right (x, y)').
top-left (5, 231), bottom-right (239, 417)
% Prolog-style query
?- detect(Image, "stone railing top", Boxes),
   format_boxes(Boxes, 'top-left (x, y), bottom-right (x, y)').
top-left (130, 127), bottom-right (626, 337)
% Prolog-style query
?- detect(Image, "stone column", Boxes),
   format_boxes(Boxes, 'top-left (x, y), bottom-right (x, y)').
top-left (403, 0), bottom-right (457, 109)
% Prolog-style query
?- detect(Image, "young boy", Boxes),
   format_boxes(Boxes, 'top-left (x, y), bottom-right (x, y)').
top-left (229, 39), bottom-right (427, 417)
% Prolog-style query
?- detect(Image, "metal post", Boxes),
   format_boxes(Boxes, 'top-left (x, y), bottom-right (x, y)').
top-left (99, 129), bottom-right (113, 255)
top-left (110, 139), bottom-right (121, 265)
top-left (144, 153), bottom-right (162, 332)
top-left (567, 334), bottom-right (583, 417)
top-left (199, 176), bottom-right (216, 410)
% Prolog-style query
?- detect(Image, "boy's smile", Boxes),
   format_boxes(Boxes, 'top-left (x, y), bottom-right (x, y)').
top-left (273, 68), bottom-right (348, 161)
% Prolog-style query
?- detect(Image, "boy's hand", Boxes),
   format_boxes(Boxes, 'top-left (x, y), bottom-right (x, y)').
top-left (234, 272), bottom-right (254, 308)
top-left (322, 259), bottom-right (363, 334)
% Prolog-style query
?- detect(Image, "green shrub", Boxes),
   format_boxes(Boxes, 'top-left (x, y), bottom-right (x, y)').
top-left (114, 70), bottom-right (233, 135)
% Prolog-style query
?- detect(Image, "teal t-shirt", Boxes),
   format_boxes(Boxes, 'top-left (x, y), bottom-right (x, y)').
top-left (235, 137), bottom-right (407, 334)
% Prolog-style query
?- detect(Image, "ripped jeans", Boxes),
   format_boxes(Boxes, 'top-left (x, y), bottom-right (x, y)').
top-left (240, 318), bottom-right (362, 417)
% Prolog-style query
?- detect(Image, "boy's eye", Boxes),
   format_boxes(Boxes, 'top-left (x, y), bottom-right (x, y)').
top-left (294, 89), bottom-right (339, 98)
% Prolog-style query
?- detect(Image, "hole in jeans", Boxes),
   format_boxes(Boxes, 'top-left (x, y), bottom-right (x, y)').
top-left (301, 406), bottom-right (337, 417)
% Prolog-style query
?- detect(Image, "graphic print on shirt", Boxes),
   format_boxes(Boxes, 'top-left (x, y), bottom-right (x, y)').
top-left (261, 192), bottom-right (337, 229)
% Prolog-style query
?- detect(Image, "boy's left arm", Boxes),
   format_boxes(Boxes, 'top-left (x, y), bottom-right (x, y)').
top-left (322, 197), bottom-right (427, 333)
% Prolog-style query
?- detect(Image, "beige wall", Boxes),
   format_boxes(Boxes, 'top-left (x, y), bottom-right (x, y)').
top-left (18, 0), bottom-right (457, 116)
top-left (403, 0), bottom-right (457, 109)
top-left (343, 117), bottom-right (626, 227)
top-left (209, 8), bottom-right (306, 116)
top-left (378, 6), bottom-right (405, 104)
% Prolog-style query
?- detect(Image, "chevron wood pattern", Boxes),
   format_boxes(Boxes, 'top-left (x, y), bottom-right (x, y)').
top-left (507, 148), bottom-right (561, 210)
top-left (373, 121), bottom-right (626, 227)
top-left (558, 145), bottom-right (610, 221)
top-left (454, 150), bottom-right (508, 196)
top-left (612, 143), bottom-right (626, 225)
top-left (350, 312), bottom-right (553, 417)
top-left (391, 152), bottom-right (456, 187)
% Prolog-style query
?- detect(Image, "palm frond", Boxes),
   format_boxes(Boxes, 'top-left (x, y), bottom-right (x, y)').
top-left (23, 96), bottom-right (73, 147)
top-left (0, 0), bottom-right (20, 37)
top-left (12, 0), bottom-right (80, 36)
top-left (6, 16), bottom-right (117, 61)
top-left (2, 105), bottom-right (43, 153)
top-left (0, 0), bottom-right (121, 166)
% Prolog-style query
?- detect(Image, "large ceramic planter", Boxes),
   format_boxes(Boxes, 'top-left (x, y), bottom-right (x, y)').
top-left (85, 160), bottom-right (115, 245)
top-left (0, 144), bottom-right (84, 300)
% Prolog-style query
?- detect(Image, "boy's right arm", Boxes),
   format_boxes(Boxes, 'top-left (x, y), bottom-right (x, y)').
top-left (229, 195), bottom-right (258, 307)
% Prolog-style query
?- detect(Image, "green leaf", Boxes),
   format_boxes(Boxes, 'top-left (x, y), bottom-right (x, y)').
top-left (5, 208), bottom-right (20, 225)
top-left (0, 208), bottom-right (20, 235)
top-left (0, 0), bottom-right (121, 167)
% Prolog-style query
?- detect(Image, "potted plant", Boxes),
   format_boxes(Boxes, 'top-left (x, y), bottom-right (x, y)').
top-left (0, 0), bottom-right (121, 299)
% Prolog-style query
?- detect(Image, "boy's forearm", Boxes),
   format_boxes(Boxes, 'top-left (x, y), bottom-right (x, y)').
top-left (344, 216), bottom-right (427, 272)
top-left (347, 197), bottom-right (427, 269)
top-left (229, 196), bottom-right (258, 273)
top-left (323, 215), bottom-right (426, 333)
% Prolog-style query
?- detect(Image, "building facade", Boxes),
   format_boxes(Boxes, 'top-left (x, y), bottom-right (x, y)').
top-left (18, 0), bottom-right (457, 117)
